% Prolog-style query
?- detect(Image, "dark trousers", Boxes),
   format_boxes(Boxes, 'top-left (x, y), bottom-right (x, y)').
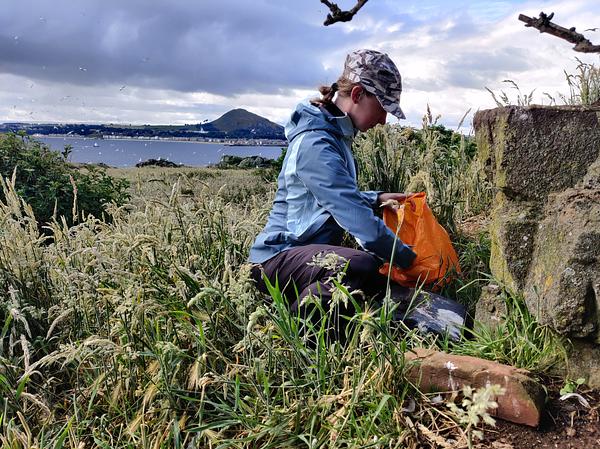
top-left (250, 244), bottom-right (387, 339)
top-left (250, 244), bottom-right (467, 342)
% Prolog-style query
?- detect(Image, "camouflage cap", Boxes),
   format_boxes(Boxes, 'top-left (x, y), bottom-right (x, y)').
top-left (342, 49), bottom-right (405, 119)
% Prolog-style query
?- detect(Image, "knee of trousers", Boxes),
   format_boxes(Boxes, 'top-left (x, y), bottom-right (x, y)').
top-left (344, 252), bottom-right (381, 286)
top-left (346, 251), bottom-right (381, 278)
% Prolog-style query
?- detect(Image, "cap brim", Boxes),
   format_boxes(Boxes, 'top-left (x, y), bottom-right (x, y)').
top-left (380, 100), bottom-right (405, 120)
top-left (387, 104), bottom-right (406, 120)
top-left (364, 84), bottom-right (406, 120)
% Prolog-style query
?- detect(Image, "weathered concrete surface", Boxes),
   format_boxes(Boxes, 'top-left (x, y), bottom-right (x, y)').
top-left (488, 198), bottom-right (540, 292)
top-left (405, 348), bottom-right (546, 427)
top-left (566, 340), bottom-right (600, 387)
top-left (474, 105), bottom-right (600, 387)
top-left (475, 105), bottom-right (600, 290)
top-left (474, 284), bottom-right (506, 329)
top-left (474, 106), bottom-right (600, 202)
top-left (525, 187), bottom-right (600, 339)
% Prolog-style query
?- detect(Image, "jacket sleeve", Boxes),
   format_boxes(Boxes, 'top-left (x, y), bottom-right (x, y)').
top-left (295, 135), bottom-right (416, 268)
top-left (360, 190), bottom-right (381, 208)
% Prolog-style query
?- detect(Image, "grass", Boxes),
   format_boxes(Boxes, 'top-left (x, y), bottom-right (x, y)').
top-left (558, 58), bottom-right (600, 106)
top-left (354, 108), bottom-right (491, 234)
top-left (485, 80), bottom-right (536, 107)
top-left (451, 285), bottom-right (566, 373)
top-left (486, 58), bottom-right (600, 107)
top-left (0, 124), bottom-right (566, 448)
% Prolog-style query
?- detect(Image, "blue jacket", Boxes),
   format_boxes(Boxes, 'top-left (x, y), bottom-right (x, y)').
top-left (248, 101), bottom-right (416, 267)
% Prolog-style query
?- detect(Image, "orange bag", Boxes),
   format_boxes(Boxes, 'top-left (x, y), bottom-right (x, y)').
top-left (379, 192), bottom-right (461, 289)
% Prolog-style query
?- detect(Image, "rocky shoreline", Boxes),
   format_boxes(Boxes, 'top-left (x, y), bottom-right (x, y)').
top-left (132, 154), bottom-right (278, 169)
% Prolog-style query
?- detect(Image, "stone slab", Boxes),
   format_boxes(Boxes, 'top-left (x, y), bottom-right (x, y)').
top-left (405, 348), bottom-right (546, 427)
top-left (489, 198), bottom-right (540, 291)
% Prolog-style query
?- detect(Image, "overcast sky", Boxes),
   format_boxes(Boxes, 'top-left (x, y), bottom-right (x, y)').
top-left (1, 0), bottom-right (599, 129)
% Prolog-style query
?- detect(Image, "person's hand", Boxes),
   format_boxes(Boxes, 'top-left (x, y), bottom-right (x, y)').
top-left (378, 192), bottom-right (413, 210)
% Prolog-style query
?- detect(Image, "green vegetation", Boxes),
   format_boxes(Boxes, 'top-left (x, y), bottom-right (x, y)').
top-left (452, 286), bottom-right (566, 372)
top-left (560, 377), bottom-right (586, 396)
top-left (485, 80), bottom-right (536, 107)
top-left (0, 124), bottom-right (565, 448)
top-left (0, 133), bottom-right (129, 229)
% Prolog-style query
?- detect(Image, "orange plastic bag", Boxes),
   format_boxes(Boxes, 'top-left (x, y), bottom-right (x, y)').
top-left (379, 192), bottom-right (461, 289)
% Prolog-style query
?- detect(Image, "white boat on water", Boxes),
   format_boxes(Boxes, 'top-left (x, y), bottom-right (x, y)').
top-left (93, 142), bottom-right (100, 147)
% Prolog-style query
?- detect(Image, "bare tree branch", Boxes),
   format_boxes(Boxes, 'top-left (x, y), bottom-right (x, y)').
top-left (320, 0), bottom-right (370, 26)
top-left (519, 12), bottom-right (600, 53)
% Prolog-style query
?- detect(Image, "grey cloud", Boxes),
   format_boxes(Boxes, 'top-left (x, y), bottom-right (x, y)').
top-left (0, 74), bottom-right (235, 125)
top-left (444, 47), bottom-right (537, 89)
top-left (0, 0), bottom-right (363, 97)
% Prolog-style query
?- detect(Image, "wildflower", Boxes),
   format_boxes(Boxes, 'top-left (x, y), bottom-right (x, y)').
top-left (446, 384), bottom-right (506, 445)
top-left (227, 263), bottom-right (257, 314)
top-left (358, 306), bottom-right (376, 343)
top-left (46, 308), bottom-right (73, 339)
top-left (187, 287), bottom-right (221, 308)
top-left (359, 324), bottom-right (374, 343)
top-left (154, 341), bottom-right (184, 359)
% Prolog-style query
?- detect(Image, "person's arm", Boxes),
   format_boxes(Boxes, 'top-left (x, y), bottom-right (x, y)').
top-left (359, 190), bottom-right (381, 208)
top-left (296, 137), bottom-right (415, 268)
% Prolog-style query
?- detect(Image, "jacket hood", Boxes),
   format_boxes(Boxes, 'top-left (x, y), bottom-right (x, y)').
top-left (284, 101), bottom-right (356, 142)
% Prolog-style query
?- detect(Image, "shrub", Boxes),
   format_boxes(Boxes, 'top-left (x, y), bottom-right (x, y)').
top-left (258, 146), bottom-right (287, 182)
top-left (0, 132), bottom-right (129, 228)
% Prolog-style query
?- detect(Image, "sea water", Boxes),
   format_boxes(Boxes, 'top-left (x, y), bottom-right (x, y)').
top-left (38, 136), bottom-right (284, 168)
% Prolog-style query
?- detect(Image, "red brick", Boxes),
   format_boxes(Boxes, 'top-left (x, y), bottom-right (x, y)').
top-left (405, 348), bottom-right (545, 427)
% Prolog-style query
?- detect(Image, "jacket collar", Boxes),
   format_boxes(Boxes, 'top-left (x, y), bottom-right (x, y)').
top-left (320, 104), bottom-right (357, 139)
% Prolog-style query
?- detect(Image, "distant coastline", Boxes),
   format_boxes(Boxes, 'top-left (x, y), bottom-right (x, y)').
top-left (33, 133), bottom-right (287, 147)
top-left (1, 108), bottom-right (286, 144)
